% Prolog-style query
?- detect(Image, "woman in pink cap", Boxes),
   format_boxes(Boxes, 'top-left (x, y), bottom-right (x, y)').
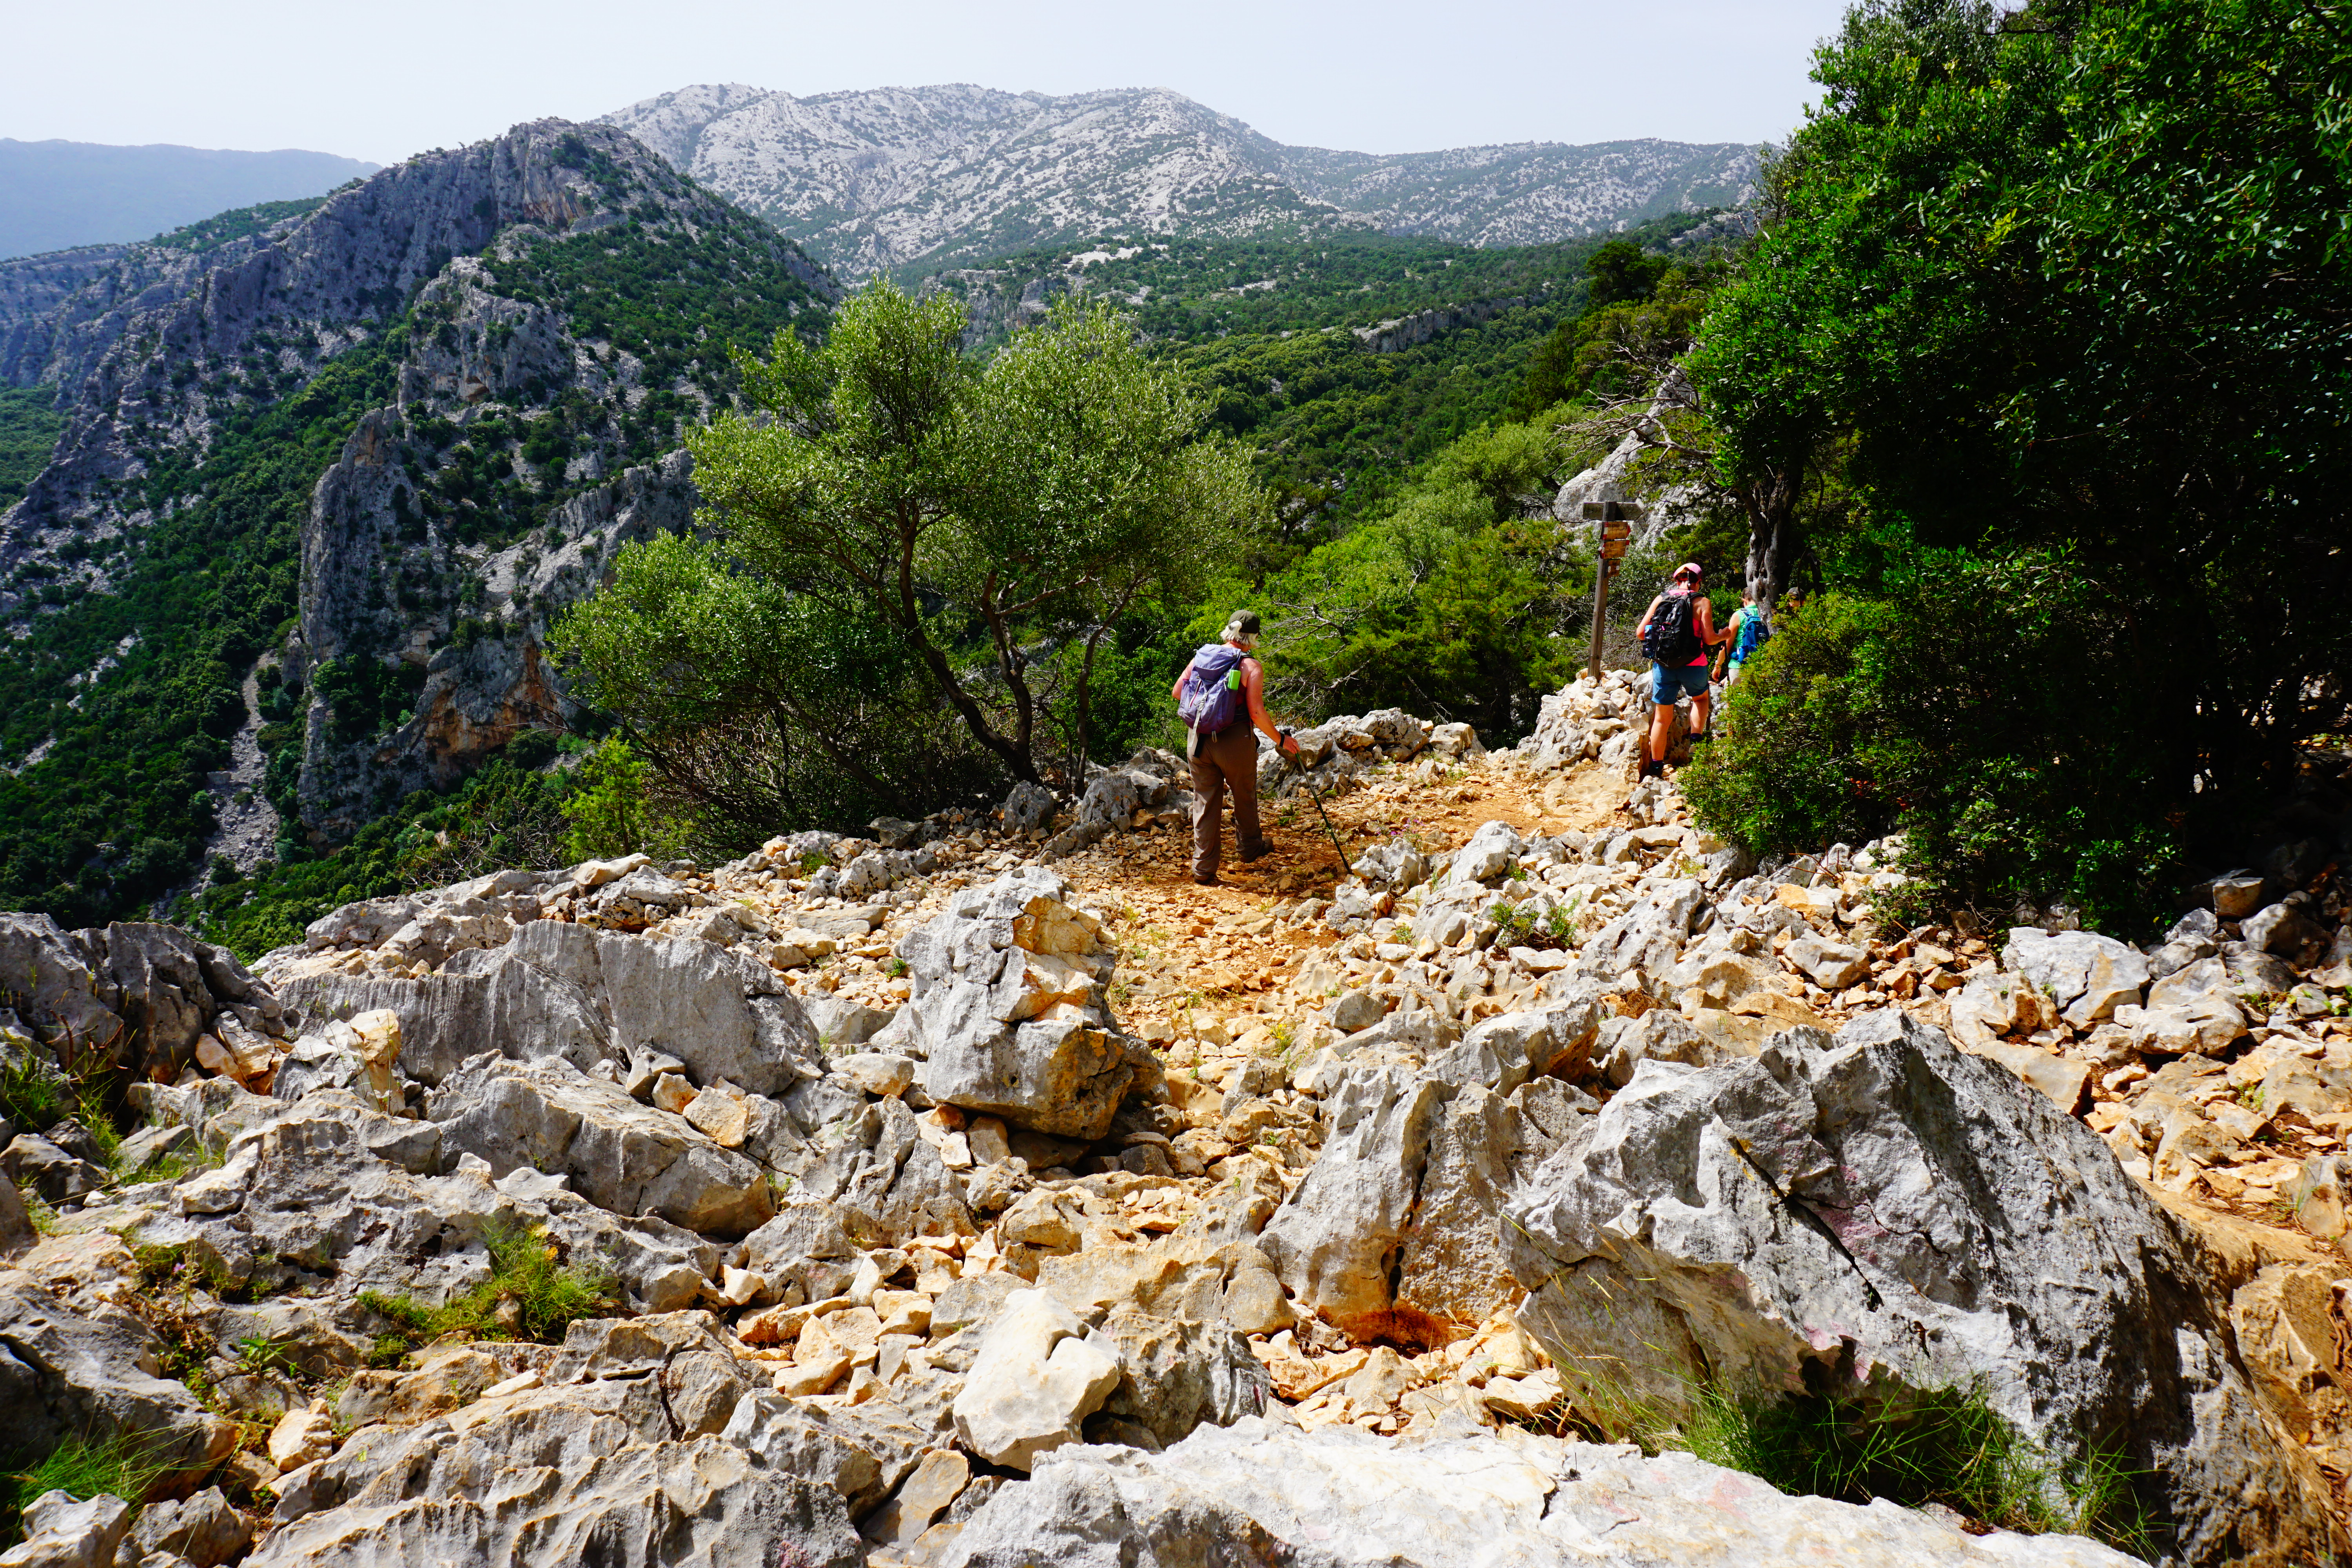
top-left (1632, 562), bottom-right (1723, 780)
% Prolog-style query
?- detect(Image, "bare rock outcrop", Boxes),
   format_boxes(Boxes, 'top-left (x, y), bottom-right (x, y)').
top-left (887, 868), bottom-right (1155, 1140)
top-left (0, 912), bottom-right (291, 1084)
top-left (1503, 1010), bottom-right (2347, 1567)
top-left (936, 1417), bottom-right (2141, 1568)
top-left (426, 1054), bottom-right (776, 1236)
top-left (1259, 998), bottom-right (1602, 1341)
top-left (0, 1271), bottom-right (236, 1478)
top-left (271, 908), bottom-right (824, 1093)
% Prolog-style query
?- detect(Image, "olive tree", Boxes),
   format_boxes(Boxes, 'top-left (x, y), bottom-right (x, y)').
top-left (559, 282), bottom-right (1263, 833)
top-left (951, 299), bottom-right (1266, 782)
top-left (550, 530), bottom-right (979, 834)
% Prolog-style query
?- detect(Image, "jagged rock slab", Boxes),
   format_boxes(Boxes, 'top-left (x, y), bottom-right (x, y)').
top-left (951, 1288), bottom-right (1122, 1471)
top-left (126, 1097), bottom-right (719, 1308)
top-left (788, 1093), bottom-right (973, 1248)
top-left (2, 1488), bottom-right (134, 1568)
top-left (0, 1271), bottom-right (234, 1473)
top-left (1259, 1065), bottom-right (1448, 1339)
top-left (276, 918), bottom-right (822, 1092)
top-left (724, 1390), bottom-right (938, 1518)
top-left (935, 1419), bottom-right (2141, 1568)
top-left (1259, 1006), bottom-right (1595, 1340)
top-left (890, 869), bottom-right (1148, 1140)
top-left (0, 913), bottom-right (287, 1081)
top-left (1503, 1010), bottom-right (2345, 1568)
top-left (428, 1053), bottom-right (775, 1236)
top-left (251, 1433), bottom-right (860, 1568)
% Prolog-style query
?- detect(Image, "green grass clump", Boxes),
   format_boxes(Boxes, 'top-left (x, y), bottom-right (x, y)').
top-left (1, 1035), bottom-right (132, 1177)
top-left (0, 1434), bottom-right (167, 1548)
top-left (1684, 1381), bottom-right (2051, 1530)
top-left (358, 1218), bottom-right (614, 1363)
top-left (1526, 1350), bottom-right (2163, 1559)
top-left (0, 1051), bottom-right (67, 1133)
top-left (129, 1241), bottom-right (272, 1305)
top-left (1677, 1380), bottom-right (2162, 1557)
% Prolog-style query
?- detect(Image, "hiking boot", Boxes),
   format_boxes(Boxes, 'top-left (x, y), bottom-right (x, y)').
top-left (1192, 873), bottom-right (1220, 887)
top-left (1238, 845), bottom-right (1273, 864)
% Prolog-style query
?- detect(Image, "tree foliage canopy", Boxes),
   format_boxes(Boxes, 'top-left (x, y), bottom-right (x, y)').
top-left (1684, 0), bottom-right (2352, 923)
top-left (558, 284), bottom-right (1266, 834)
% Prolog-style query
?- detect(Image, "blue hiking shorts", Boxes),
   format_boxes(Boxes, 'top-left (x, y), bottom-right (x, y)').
top-left (1651, 661), bottom-right (1710, 704)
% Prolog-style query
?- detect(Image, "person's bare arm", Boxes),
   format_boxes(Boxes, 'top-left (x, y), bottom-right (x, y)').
top-left (1170, 658), bottom-right (1195, 704)
top-left (1242, 659), bottom-right (1298, 754)
top-left (1696, 601), bottom-right (1720, 648)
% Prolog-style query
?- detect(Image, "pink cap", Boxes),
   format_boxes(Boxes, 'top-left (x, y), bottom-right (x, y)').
top-left (1674, 562), bottom-right (1703, 581)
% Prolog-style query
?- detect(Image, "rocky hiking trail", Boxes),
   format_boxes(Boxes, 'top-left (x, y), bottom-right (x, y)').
top-left (3, 667), bottom-right (2351, 1567)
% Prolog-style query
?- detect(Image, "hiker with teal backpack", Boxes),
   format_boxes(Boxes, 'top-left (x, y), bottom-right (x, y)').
top-left (1632, 563), bottom-right (1724, 781)
top-left (1716, 588), bottom-right (1772, 685)
top-left (1171, 610), bottom-right (1299, 886)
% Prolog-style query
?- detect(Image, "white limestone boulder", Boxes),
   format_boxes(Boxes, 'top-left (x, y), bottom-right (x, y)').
top-left (950, 1288), bottom-right (1122, 1471)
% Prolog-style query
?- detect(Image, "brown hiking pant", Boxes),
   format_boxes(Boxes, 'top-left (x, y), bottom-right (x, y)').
top-left (1190, 722), bottom-right (1264, 879)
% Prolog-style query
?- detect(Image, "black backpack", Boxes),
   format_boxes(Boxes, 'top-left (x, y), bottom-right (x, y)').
top-left (1641, 590), bottom-right (1702, 666)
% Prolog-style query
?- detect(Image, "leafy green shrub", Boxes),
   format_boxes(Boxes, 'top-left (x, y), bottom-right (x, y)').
top-left (1681, 554), bottom-right (2180, 934)
top-left (358, 1218), bottom-right (613, 1359)
top-left (557, 736), bottom-right (653, 861)
top-left (1688, 0), bottom-right (2352, 913)
top-left (1263, 512), bottom-right (1582, 742)
top-left (1677, 591), bottom-right (1887, 853)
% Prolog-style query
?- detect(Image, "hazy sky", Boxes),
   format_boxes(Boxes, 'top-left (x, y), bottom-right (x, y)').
top-left (9, 0), bottom-right (1852, 165)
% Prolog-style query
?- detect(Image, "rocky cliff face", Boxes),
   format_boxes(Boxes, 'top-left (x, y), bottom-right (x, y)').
top-left (284, 167), bottom-right (835, 835)
top-left (294, 435), bottom-right (697, 839)
top-left (600, 83), bottom-right (1760, 275)
top-left (0, 124), bottom-right (651, 621)
top-left (0, 118), bottom-right (838, 862)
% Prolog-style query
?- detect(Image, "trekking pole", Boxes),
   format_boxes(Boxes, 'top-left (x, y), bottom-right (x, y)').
top-left (1280, 728), bottom-right (1353, 880)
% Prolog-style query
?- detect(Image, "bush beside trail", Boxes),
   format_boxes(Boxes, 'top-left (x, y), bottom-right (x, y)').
top-left (1682, 554), bottom-right (2181, 934)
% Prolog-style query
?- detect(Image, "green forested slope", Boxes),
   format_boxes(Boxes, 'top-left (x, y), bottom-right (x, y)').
top-left (0, 387), bottom-right (64, 511)
top-left (0, 207), bottom-right (829, 930)
top-left (0, 337), bottom-right (404, 924)
top-left (909, 225), bottom-right (1697, 341)
top-left (923, 216), bottom-right (1717, 529)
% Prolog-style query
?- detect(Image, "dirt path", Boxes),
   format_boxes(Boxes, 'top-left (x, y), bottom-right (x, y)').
top-left (1053, 749), bottom-right (1608, 1042)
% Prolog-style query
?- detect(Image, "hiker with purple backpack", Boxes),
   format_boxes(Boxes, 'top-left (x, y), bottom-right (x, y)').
top-left (1171, 610), bottom-right (1300, 886)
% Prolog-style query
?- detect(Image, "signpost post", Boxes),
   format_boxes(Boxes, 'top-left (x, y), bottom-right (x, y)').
top-left (1582, 501), bottom-right (1641, 681)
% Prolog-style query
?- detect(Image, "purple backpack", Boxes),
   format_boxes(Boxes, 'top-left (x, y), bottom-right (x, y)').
top-left (1178, 643), bottom-right (1249, 734)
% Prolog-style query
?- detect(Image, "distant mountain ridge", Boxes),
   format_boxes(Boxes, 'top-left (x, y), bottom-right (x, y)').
top-left (0, 138), bottom-right (380, 261)
top-left (600, 83), bottom-right (1759, 274)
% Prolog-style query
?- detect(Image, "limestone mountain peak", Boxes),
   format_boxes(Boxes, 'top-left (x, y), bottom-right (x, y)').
top-left (601, 82), bottom-right (1760, 275)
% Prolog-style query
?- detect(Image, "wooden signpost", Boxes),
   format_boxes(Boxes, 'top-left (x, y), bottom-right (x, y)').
top-left (1582, 501), bottom-right (1642, 679)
